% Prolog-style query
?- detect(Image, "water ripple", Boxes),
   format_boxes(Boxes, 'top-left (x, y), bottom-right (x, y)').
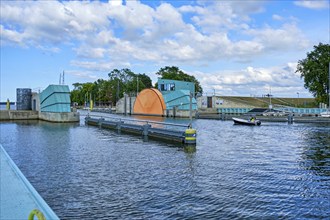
top-left (0, 120), bottom-right (329, 219)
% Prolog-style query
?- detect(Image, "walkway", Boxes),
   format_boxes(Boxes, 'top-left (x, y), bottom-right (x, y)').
top-left (0, 145), bottom-right (59, 220)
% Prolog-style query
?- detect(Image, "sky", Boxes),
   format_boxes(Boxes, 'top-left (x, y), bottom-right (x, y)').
top-left (1, 0), bottom-right (329, 101)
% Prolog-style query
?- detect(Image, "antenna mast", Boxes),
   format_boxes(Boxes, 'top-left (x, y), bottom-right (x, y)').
top-left (62, 71), bottom-right (65, 85)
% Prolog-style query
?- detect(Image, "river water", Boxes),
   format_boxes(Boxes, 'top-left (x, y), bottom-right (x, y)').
top-left (1, 115), bottom-right (329, 219)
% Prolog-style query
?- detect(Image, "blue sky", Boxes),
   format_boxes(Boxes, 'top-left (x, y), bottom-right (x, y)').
top-left (1, 0), bottom-right (329, 101)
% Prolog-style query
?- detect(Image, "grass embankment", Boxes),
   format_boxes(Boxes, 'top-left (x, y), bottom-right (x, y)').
top-left (222, 96), bottom-right (317, 108)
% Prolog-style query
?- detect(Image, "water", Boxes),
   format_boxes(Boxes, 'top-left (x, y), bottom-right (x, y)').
top-left (1, 116), bottom-right (329, 219)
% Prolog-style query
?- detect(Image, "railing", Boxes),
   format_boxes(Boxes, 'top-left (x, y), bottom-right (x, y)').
top-left (85, 113), bottom-right (190, 128)
top-left (85, 114), bottom-right (196, 145)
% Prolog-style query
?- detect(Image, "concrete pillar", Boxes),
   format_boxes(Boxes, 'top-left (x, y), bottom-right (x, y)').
top-left (143, 124), bottom-right (151, 137)
top-left (288, 113), bottom-right (293, 124)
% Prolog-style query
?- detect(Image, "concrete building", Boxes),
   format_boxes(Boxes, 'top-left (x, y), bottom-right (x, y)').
top-left (157, 79), bottom-right (197, 111)
top-left (39, 85), bottom-right (71, 112)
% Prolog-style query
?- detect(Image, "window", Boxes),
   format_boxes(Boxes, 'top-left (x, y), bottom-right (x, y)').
top-left (160, 83), bottom-right (175, 91)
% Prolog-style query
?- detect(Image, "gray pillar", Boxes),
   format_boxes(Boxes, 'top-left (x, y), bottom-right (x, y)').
top-left (288, 113), bottom-right (293, 124)
top-left (124, 94), bottom-right (127, 116)
top-left (143, 124), bottom-right (151, 137)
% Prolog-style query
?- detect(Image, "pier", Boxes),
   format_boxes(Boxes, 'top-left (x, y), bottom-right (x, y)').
top-left (0, 145), bottom-right (59, 220)
top-left (196, 113), bottom-right (330, 123)
top-left (85, 115), bottom-right (196, 145)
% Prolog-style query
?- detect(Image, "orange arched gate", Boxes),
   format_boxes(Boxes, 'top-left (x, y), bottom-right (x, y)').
top-left (133, 88), bottom-right (166, 115)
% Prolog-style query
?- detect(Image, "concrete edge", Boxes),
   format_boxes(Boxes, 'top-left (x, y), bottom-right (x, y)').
top-left (0, 145), bottom-right (60, 220)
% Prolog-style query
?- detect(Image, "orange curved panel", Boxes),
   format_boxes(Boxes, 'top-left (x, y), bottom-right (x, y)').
top-left (134, 88), bottom-right (166, 115)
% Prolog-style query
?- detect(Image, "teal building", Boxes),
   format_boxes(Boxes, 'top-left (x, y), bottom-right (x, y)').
top-left (40, 85), bottom-right (71, 112)
top-left (157, 79), bottom-right (197, 110)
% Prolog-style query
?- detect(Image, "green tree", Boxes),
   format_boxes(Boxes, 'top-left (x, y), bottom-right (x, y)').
top-left (108, 69), bottom-right (152, 100)
top-left (71, 68), bottom-right (153, 106)
top-left (297, 43), bottom-right (330, 104)
top-left (155, 66), bottom-right (203, 94)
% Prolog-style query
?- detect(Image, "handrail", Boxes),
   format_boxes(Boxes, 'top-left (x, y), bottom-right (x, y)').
top-left (85, 114), bottom-right (190, 128)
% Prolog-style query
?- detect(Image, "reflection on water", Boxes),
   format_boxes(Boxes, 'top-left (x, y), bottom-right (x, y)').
top-left (0, 118), bottom-right (329, 219)
top-left (300, 125), bottom-right (330, 176)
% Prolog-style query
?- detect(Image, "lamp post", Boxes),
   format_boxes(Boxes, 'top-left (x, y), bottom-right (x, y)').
top-left (189, 92), bottom-right (192, 127)
top-left (297, 92), bottom-right (299, 107)
top-left (328, 62), bottom-right (330, 110)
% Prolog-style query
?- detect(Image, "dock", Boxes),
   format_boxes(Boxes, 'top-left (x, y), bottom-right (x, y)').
top-left (196, 113), bottom-right (330, 123)
top-left (85, 115), bottom-right (196, 145)
top-left (0, 145), bottom-right (59, 220)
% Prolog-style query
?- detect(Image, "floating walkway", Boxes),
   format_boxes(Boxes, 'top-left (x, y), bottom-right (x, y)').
top-left (0, 145), bottom-right (59, 220)
top-left (85, 115), bottom-right (196, 145)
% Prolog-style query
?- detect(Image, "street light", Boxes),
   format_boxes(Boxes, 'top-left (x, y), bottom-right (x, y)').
top-left (297, 92), bottom-right (299, 107)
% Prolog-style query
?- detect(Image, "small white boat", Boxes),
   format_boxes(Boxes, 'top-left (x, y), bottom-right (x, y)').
top-left (232, 117), bottom-right (261, 126)
top-left (320, 110), bottom-right (330, 118)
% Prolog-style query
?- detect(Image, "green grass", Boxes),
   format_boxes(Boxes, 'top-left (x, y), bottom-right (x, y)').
top-left (221, 96), bottom-right (317, 108)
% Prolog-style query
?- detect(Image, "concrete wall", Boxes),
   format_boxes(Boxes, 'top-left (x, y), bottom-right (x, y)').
top-left (197, 96), bottom-right (255, 110)
top-left (31, 93), bottom-right (40, 112)
top-left (0, 110), bottom-right (39, 120)
top-left (39, 112), bottom-right (79, 122)
top-left (116, 95), bottom-right (136, 114)
top-left (0, 110), bottom-right (79, 122)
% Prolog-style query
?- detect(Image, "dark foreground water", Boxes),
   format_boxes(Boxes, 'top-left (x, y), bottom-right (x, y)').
top-left (1, 116), bottom-right (329, 219)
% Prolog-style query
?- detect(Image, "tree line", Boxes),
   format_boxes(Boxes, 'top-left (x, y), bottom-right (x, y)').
top-left (70, 66), bottom-right (203, 106)
top-left (297, 43), bottom-right (330, 105)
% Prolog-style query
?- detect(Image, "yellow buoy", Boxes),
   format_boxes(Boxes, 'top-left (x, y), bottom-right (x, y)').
top-left (28, 209), bottom-right (45, 220)
top-left (185, 128), bottom-right (196, 145)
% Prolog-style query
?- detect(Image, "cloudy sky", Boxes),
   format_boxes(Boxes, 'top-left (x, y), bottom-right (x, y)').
top-left (1, 0), bottom-right (329, 101)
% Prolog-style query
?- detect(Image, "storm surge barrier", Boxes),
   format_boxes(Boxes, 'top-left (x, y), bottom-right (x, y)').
top-left (85, 114), bottom-right (196, 145)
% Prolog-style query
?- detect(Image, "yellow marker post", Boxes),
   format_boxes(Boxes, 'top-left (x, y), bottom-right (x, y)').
top-left (90, 100), bottom-right (93, 111)
top-left (6, 99), bottom-right (10, 110)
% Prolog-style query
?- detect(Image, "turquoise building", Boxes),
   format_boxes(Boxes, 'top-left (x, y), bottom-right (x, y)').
top-left (40, 85), bottom-right (71, 112)
top-left (157, 79), bottom-right (197, 110)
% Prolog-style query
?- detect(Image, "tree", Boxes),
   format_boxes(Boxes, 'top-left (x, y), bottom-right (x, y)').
top-left (155, 66), bottom-right (203, 94)
top-left (70, 68), bottom-right (153, 106)
top-left (108, 69), bottom-right (152, 99)
top-left (297, 43), bottom-right (330, 104)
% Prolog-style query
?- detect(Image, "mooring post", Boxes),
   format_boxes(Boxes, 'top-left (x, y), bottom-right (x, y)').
top-left (117, 119), bottom-right (123, 133)
top-left (221, 113), bottom-right (225, 121)
top-left (98, 117), bottom-right (105, 127)
top-left (184, 127), bottom-right (197, 145)
top-left (143, 123), bottom-right (151, 137)
top-left (288, 112), bottom-right (293, 124)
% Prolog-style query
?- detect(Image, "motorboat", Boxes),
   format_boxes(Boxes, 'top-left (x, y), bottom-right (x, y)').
top-left (232, 117), bottom-right (261, 126)
top-left (320, 110), bottom-right (330, 118)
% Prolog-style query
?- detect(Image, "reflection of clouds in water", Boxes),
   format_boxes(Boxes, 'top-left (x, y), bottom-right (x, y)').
top-left (300, 126), bottom-right (330, 177)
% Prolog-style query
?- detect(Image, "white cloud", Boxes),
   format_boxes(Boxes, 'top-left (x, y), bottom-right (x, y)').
top-left (70, 60), bottom-right (131, 72)
top-left (192, 62), bottom-right (309, 97)
top-left (294, 0), bottom-right (329, 9)
top-left (272, 14), bottom-right (284, 21)
top-left (66, 70), bottom-right (98, 80)
top-left (245, 23), bottom-right (309, 51)
top-left (109, 0), bottom-right (123, 7)
top-left (0, 0), bottom-right (313, 81)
